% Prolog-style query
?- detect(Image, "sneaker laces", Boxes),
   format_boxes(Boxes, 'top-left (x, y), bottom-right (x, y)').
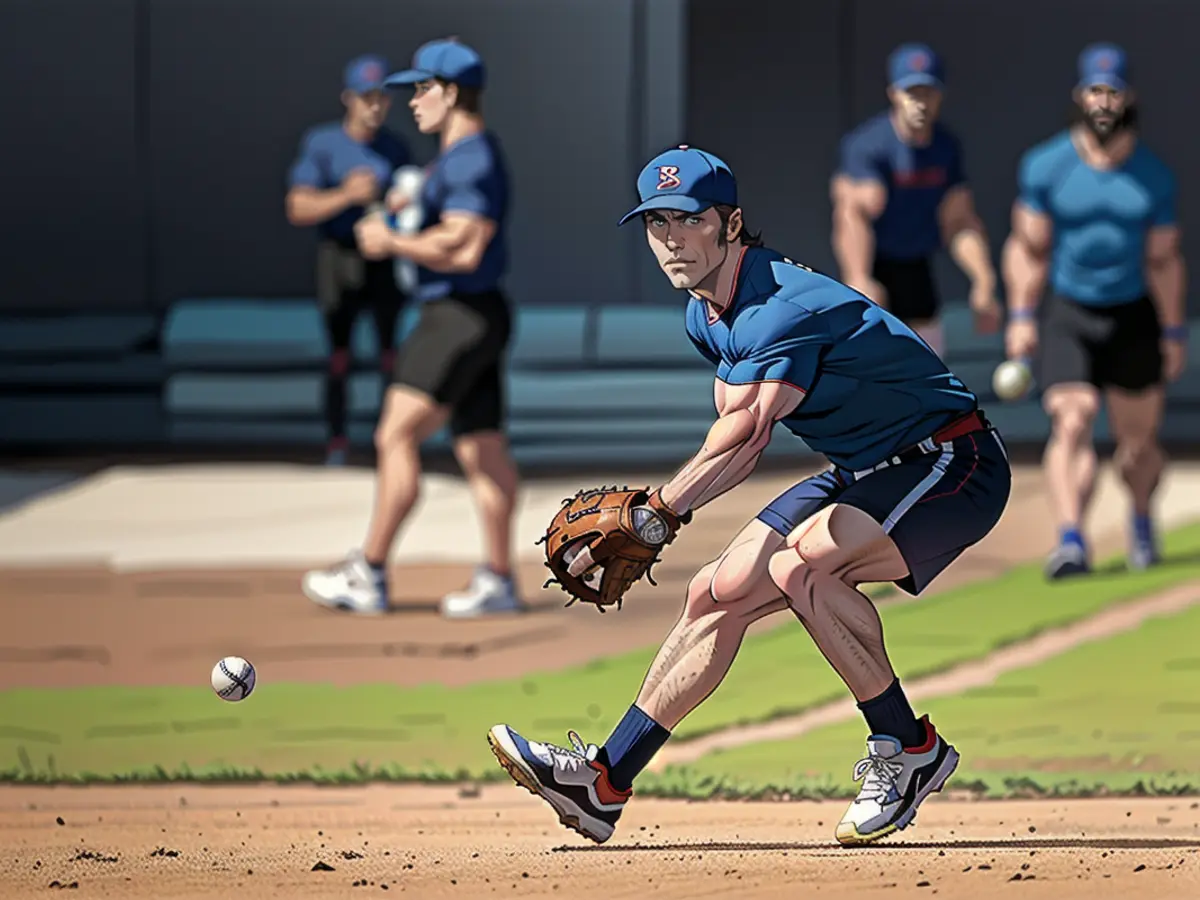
top-left (330, 552), bottom-right (376, 588)
top-left (541, 731), bottom-right (599, 775)
top-left (851, 753), bottom-right (904, 802)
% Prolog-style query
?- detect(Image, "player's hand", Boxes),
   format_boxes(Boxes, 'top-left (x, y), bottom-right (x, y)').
top-left (1005, 320), bottom-right (1038, 361)
top-left (385, 187), bottom-right (412, 214)
top-left (852, 277), bottom-right (889, 310)
top-left (1161, 338), bottom-right (1187, 383)
top-left (969, 283), bottom-right (1002, 335)
top-left (354, 215), bottom-right (393, 260)
top-left (341, 168), bottom-right (380, 206)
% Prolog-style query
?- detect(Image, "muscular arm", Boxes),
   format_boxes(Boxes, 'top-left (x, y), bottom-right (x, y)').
top-left (285, 185), bottom-right (356, 227)
top-left (1000, 202), bottom-right (1054, 316)
top-left (1145, 225), bottom-right (1187, 329)
top-left (940, 186), bottom-right (995, 291)
top-left (387, 212), bottom-right (496, 273)
top-left (831, 176), bottom-right (887, 287)
top-left (658, 380), bottom-right (805, 515)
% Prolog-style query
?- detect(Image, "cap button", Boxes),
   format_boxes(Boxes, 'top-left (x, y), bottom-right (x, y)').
top-left (678, 144), bottom-right (689, 150)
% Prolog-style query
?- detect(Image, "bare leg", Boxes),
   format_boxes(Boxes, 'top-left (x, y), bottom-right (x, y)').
top-left (453, 431), bottom-right (520, 577)
top-left (1106, 386), bottom-right (1166, 517)
top-left (1042, 384), bottom-right (1101, 531)
top-left (362, 385), bottom-right (447, 565)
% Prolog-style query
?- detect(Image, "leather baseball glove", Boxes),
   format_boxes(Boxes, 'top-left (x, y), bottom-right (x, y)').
top-left (538, 486), bottom-right (691, 612)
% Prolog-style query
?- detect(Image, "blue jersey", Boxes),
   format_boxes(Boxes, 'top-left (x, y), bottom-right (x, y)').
top-left (287, 122), bottom-right (410, 245)
top-left (1017, 131), bottom-right (1176, 305)
top-left (685, 247), bottom-right (977, 471)
top-left (837, 112), bottom-right (965, 261)
top-left (417, 131), bottom-right (510, 301)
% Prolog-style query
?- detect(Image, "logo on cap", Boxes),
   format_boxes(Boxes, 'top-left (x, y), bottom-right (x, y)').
top-left (657, 166), bottom-right (682, 191)
top-left (361, 62), bottom-right (383, 83)
top-left (1096, 51), bottom-right (1115, 70)
top-left (911, 51), bottom-right (929, 71)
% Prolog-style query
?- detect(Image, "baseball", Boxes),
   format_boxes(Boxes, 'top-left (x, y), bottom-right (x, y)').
top-left (992, 358), bottom-right (1033, 402)
top-left (210, 656), bottom-right (256, 702)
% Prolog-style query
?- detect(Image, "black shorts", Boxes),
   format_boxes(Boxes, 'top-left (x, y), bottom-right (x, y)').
top-left (392, 290), bottom-right (512, 436)
top-left (316, 242), bottom-right (406, 349)
top-left (873, 256), bottom-right (939, 324)
top-left (1039, 293), bottom-right (1162, 392)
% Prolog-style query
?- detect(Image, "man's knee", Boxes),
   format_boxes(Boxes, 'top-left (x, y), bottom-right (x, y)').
top-left (1045, 389), bottom-right (1100, 442)
top-left (684, 552), bottom-right (775, 621)
top-left (1115, 435), bottom-right (1162, 471)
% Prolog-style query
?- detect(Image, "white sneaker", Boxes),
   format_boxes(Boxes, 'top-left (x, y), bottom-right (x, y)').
top-left (301, 551), bottom-right (389, 615)
top-left (835, 715), bottom-right (959, 846)
top-left (440, 567), bottom-right (524, 618)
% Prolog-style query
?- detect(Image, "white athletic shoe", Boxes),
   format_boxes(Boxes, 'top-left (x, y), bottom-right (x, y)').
top-left (835, 715), bottom-right (959, 846)
top-left (301, 550), bottom-right (389, 615)
top-left (440, 567), bottom-right (524, 618)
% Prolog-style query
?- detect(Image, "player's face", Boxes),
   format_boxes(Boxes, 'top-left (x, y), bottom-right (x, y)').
top-left (345, 90), bottom-right (391, 130)
top-left (409, 80), bottom-right (453, 134)
top-left (643, 208), bottom-right (730, 289)
top-left (890, 85), bottom-right (942, 130)
top-left (1077, 84), bottom-right (1130, 138)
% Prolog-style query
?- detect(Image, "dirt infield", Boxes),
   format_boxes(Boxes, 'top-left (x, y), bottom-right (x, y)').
top-left (1, 785), bottom-right (1197, 899)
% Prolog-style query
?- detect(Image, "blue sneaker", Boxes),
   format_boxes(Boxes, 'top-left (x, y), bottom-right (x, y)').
top-left (487, 724), bottom-right (630, 843)
top-left (1129, 520), bottom-right (1161, 571)
top-left (1045, 539), bottom-right (1090, 580)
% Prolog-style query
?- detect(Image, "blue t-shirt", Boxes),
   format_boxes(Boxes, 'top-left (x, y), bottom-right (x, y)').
top-left (1017, 131), bottom-right (1177, 305)
top-left (685, 247), bottom-right (978, 471)
top-left (837, 112), bottom-right (965, 261)
top-left (287, 122), bottom-right (411, 246)
top-left (416, 131), bottom-right (510, 301)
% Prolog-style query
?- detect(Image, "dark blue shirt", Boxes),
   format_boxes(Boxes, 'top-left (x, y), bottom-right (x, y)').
top-left (837, 112), bottom-right (965, 261)
top-left (287, 122), bottom-right (411, 246)
top-left (685, 247), bottom-right (977, 471)
top-left (417, 131), bottom-right (510, 301)
top-left (1018, 130), bottom-right (1177, 305)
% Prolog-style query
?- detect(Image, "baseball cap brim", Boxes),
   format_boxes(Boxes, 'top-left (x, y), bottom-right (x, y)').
top-left (891, 73), bottom-right (943, 90)
top-left (1080, 74), bottom-right (1128, 91)
top-left (384, 69), bottom-right (434, 87)
top-left (618, 195), bottom-right (711, 226)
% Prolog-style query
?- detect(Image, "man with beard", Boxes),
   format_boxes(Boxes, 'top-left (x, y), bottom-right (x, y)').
top-left (1003, 43), bottom-right (1186, 579)
top-left (832, 43), bottom-right (1000, 357)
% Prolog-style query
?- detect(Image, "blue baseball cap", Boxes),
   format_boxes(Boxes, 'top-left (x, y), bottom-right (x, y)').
top-left (1078, 43), bottom-right (1130, 91)
top-left (618, 145), bottom-right (738, 226)
top-left (385, 39), bottom-right (486, 90)
top-left (344, 54), bottom-right (388, 94)
top-left (888, 43), bottom-right (944, 90)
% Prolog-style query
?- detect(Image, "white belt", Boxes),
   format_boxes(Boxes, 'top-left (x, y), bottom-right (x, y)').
top-left (847, 437), bottom-right (952, 483)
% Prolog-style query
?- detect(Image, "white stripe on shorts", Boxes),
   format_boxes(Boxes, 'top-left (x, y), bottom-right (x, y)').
top-left (881, 442), bottom-right (955, 534)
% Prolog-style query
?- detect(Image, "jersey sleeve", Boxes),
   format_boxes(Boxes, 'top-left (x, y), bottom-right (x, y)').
top-left (837, 130), bottom-right (886, 184)
top-left (441, 147), bottom-right (499, 219)
top-left (1016, 149), bottom-right (1049, 214)
top-left (287, 129), bottom-right (325, 189)
top-left (1151, 166), bottom-right (1178, 228)
top-left (721, 302), bottom-right (830, 394)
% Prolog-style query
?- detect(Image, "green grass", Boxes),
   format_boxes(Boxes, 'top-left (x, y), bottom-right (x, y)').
top-left (3, 524), bottom-right (1200, 785)
top-left (651, 601), bottom-right (1200, 799)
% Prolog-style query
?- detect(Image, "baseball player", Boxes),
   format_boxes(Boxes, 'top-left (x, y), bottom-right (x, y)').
top-left (286, 54), bottom-right (412, 467)
top-left (1003, 43), bottom-right (1186, 580)
top-left (301, 39), bottom-right (524, 618)
top-left (833, 43), bottom-right (1000, 357)
top-left (487, 146), bottom-right (1012, 845)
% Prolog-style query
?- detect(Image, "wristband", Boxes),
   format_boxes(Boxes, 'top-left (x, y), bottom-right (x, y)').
top-left (1008, 309), bottom-right (1036, 322)
top-left (1163, 325), bottom-right (1189, 342)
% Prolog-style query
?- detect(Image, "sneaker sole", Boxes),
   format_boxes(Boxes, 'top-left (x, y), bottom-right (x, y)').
top-left (300, 583), bottom-right (387, 616)
top-left (835, 745), bottom-right (961, 847)
top-left (486, 726), bottom-right (614, 844)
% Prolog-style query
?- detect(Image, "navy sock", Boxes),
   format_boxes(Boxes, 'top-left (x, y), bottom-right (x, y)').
top-left (1060, 526), bottom-right (1085, 549)
top-left (1133, 514), bottom-right (1154, 544)
top-left (858, 679), bottom-right (924, 749)
top-left (599, 705), bottom-right (671, 792)
top-left (366, 561), bottom-right (387, 584)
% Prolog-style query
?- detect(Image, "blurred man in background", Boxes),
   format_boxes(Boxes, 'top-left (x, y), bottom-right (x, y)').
top-left (302, 39), bottom-right (523, 619)
top-left (286, 55), bottom-right (412, 467)
top-left (832, 43), bottom-right (1000, 357)
top-left (1003, 43), bottom-right (1186, 580)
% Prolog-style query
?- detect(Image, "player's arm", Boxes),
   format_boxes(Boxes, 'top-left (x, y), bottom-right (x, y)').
top-left (386, 151), bottom-right (497, 272)
top-left (830, 136), bottom-right (887, 290)
top-left (284, 133), bottom-right (358, 226)
top-left (386, 212), bottom-right (496, 273)
top-left (1144, 170), bottom-right (1186, 333)
top-left (1000, 154), bottom-right (1054, 319)
top-left (939, 186), bottom-right (996, 295)
top-left (658, 379), bottom-right (805, 514)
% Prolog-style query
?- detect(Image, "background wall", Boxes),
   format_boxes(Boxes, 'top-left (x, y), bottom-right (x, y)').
top-left (3, 0), bottom-right (1196, 314)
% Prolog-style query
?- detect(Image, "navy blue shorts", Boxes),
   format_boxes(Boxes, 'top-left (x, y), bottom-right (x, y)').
top-left (757, 428), bottom-right (1012, 595)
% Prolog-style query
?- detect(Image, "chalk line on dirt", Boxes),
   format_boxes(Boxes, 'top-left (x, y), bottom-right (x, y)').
top-left (649, 580), bottom-right (1200, 770)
